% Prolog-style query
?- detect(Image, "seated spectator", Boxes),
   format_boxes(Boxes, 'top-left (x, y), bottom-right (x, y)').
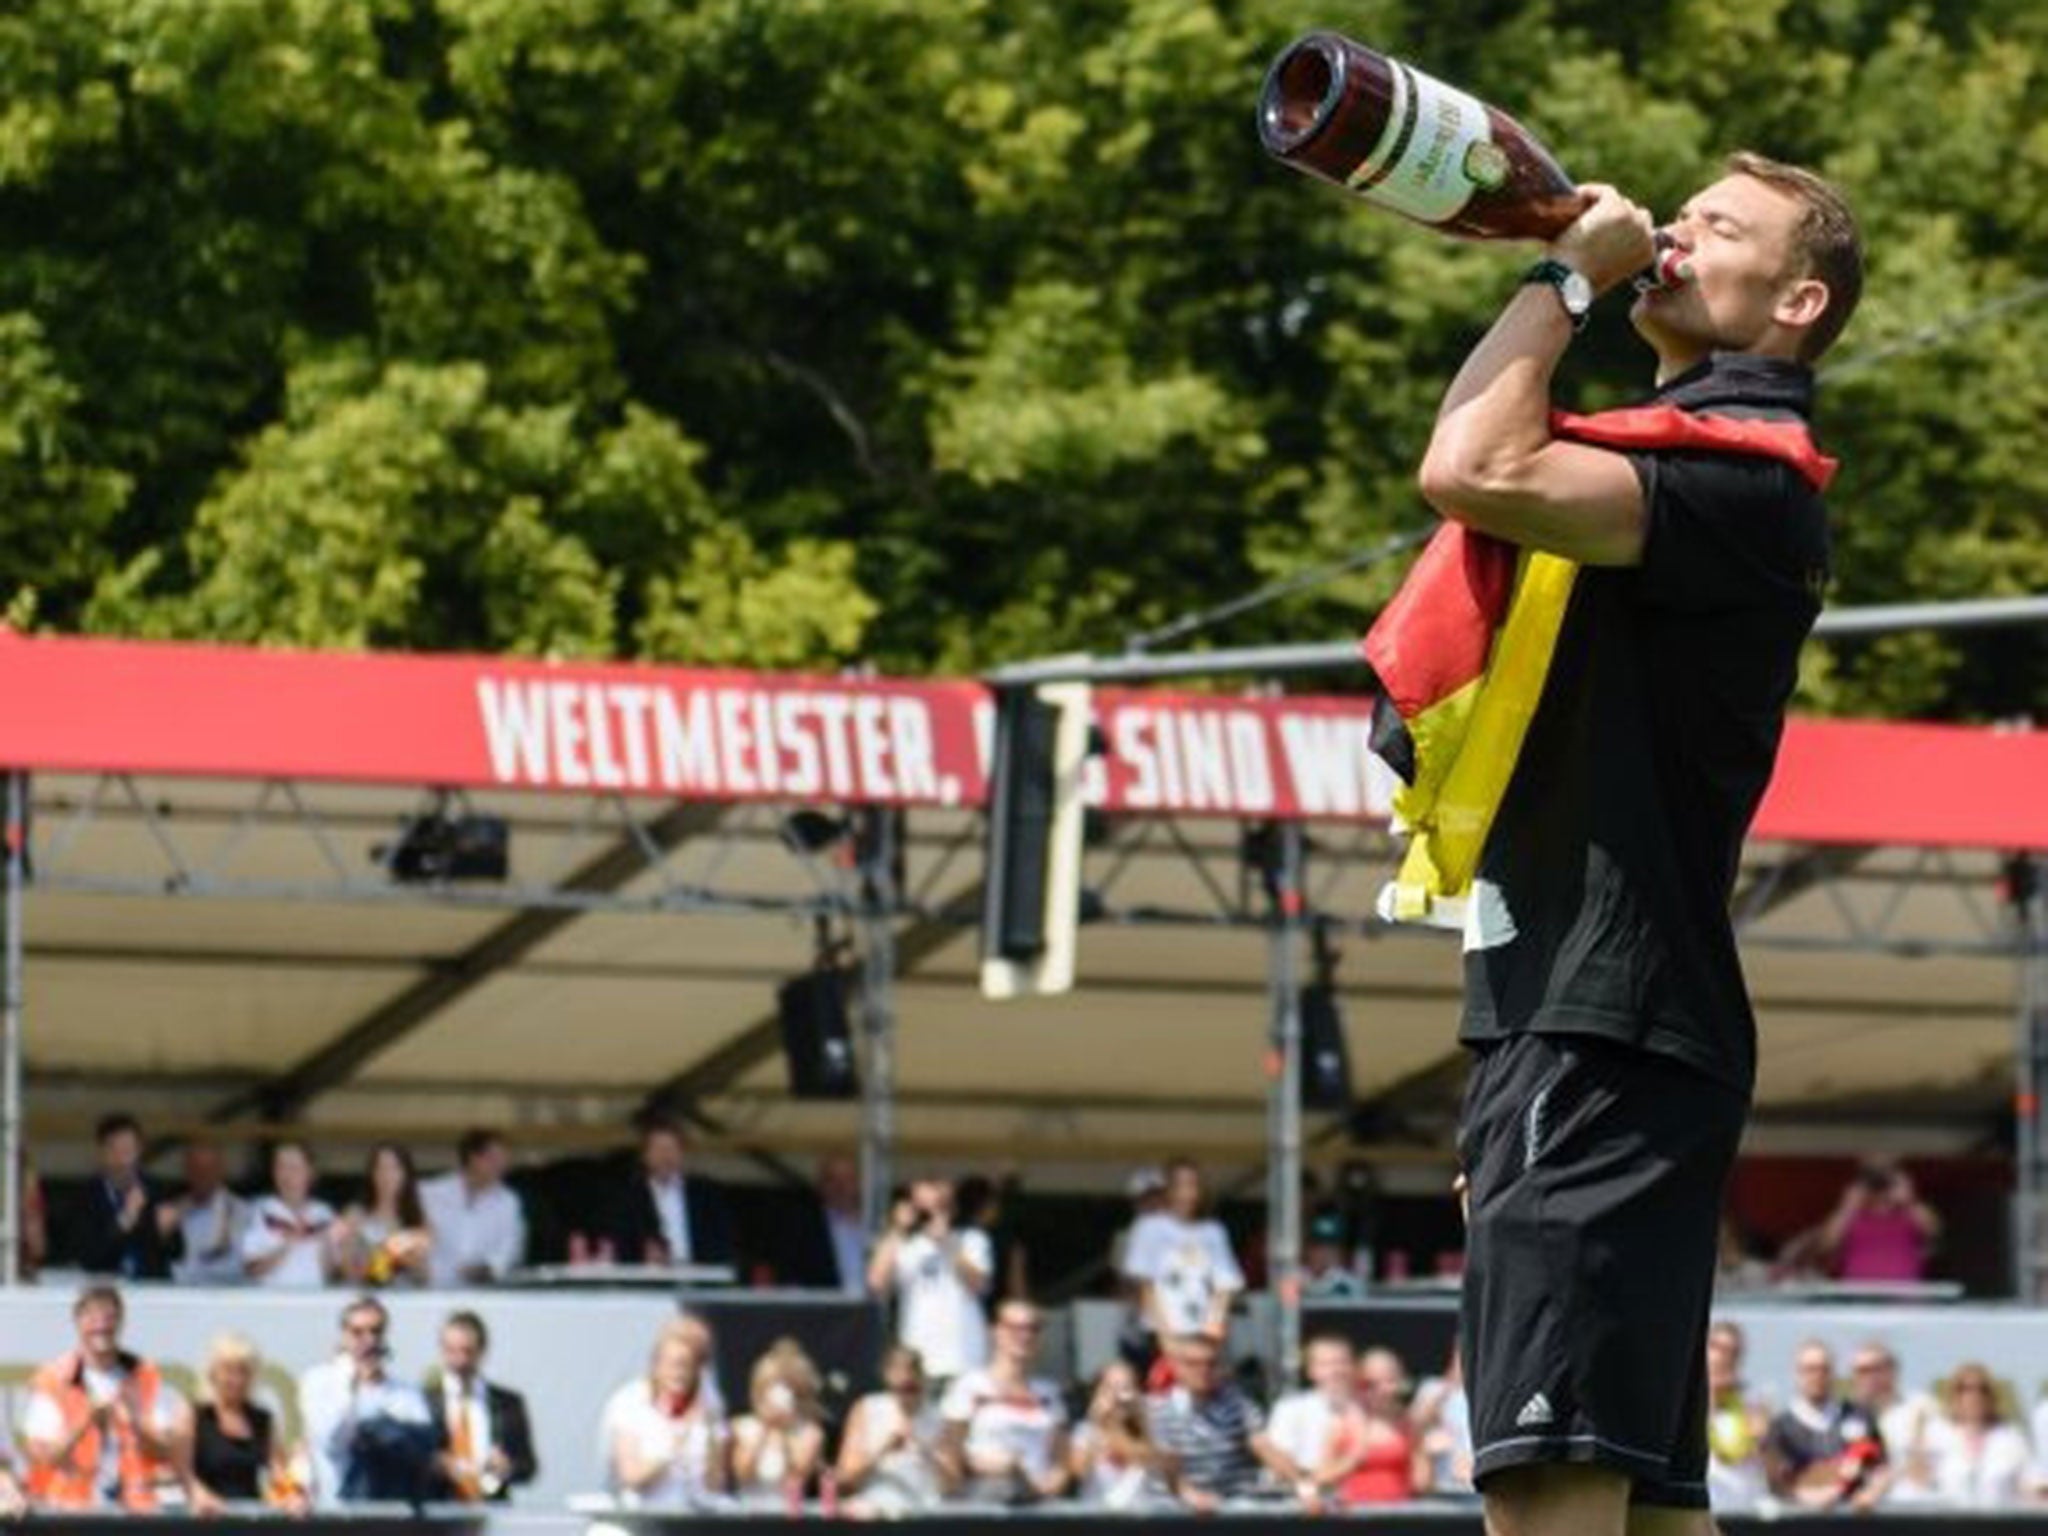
top-left (1929, 1363), bottom-right (2031, 1508)
top-left (1410, 1340), bottom-right (1472, 1495)
top-left (1850, 1339), bottom-right (1943, 1505)
top-left (1704, 1321), bottom-right (1770, 1511)
top-left (730, 1338), bottom-right (826, 1508)
top-left (242, 1141), bottom-right (344, 1288)
top-left (338, 1143), bottom-right (433, 1288)
top-left (870, 1178), bottom-right (992, 1387)
top-left (777, 1152), bottom-right (866, 1292)
top-left (836, 1345), bottom-right (944, 1516)
top-left (1762, 1338), bottom-right (1888, 1510)
top-left (69, 1113), bottom-right (174, 1280)
top-left (1070, 1359), bottom-right (1171, 1510)
top-left (601, 1316), bottom-right (729, 1509)
top-left (937, 1299), bottom-right (1069, 1505)
top-left (20, 1284), bottom-right (219, 1513)
top-left (426, 1310), bottom-right (537, 1503)
top-left (609, 1115), bottom-right (736, 1271)
top-left (1265, 1334), bottom-right (1359, 1506)
top-left (1324, 1347), bottom-right (1426, 1506)
top-left (296, 1295), bottom-right (436, 1507)
top-left (419, 1128), bottom-right (527, 1287)
top-left (1301, 1208), bottom-right (1365, 1299)
top-left (1122, 1159), bottom-right (1244, 1369)
top-left (1822, 1157), bottom-right (1941, 1282)
top-left (192, 1332), bottom-right (299, 1507)
top-left (167, 1138), bottom-right (249, 1286)
top-left (1146, 1331), bottom-right (1281, 1510)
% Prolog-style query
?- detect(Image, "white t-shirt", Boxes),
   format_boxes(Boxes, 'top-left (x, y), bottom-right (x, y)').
top-left (892, 1228), bottom-right (992, 1379)
top-left (939, 1368), bottom-right (1066, 1502)
top-left (23, 1368), bottom-right (186, 1504)
top-left (240, 1196), bottom-right (338, 1288)
top-left (847, 1391), bottom-right (941, 1512)
top-left (601, 1379), bottom-right (727, 1510)
top-left (1266, 1389), bottom-right (1341, 1473)
top-left (1881, 1392), bottom-right (1949, 1504)
top-left (418, 1172), bottom-right (526, 1286)
top-left (1121, 1212), bottom-right (1244, 1337)
top-left (1071, 1420), bottom-right (1164, 1509)
top-left (1932, 1421), bottom-right (2033, 1509)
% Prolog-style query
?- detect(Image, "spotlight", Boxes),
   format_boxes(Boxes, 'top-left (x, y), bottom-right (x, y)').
top-left (781, 810), bottom-right (851, 854)
top-left (373, 808), bottom-right (509, 883)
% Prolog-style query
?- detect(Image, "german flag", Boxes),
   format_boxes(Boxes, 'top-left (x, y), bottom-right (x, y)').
top-left (1365, 406), bottom-right (1836, 926)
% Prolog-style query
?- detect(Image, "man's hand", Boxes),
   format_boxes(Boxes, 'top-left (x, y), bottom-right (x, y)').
top-left (1547, 184), bottom-right (1656, 295)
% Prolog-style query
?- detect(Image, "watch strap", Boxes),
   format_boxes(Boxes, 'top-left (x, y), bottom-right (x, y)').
top-left (1522, 258), bottom-right (1591, 331)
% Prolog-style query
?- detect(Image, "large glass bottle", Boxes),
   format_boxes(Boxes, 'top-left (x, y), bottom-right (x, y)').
top-left (1258, 32), bottom-right (1588, 242)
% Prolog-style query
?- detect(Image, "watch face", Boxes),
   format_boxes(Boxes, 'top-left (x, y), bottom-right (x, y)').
top-left (1561, 271), bottom-right (1594, 315)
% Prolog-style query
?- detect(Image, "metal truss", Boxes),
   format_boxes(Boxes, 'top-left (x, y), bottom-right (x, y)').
top-left (21, 774), bottom-right (2030, 961)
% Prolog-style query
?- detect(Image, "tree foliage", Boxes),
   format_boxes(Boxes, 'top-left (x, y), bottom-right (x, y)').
top-left (2, 0), bottom-right (2044, 712)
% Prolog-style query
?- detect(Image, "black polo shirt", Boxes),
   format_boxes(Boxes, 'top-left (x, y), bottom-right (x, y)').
top-left (1458, 353), bottom-right (1831, 1095)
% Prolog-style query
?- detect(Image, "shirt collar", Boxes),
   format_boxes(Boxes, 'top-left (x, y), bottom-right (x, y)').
top-left (1652, 352), bottom-right (1816, 419)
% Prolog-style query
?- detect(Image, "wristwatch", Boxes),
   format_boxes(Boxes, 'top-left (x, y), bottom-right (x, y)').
top-left (1523, 258), bottom-right (1594, 331)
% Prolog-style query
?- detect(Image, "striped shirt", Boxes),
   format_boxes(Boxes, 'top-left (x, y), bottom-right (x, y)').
top-left (1147, 1382), bottom-right (1266, 1498)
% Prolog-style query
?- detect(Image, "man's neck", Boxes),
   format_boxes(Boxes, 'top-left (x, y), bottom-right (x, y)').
top-left (462, 1171), bottom-right (492, 1197)
top-left (1653, 343), bottom-right (1711, 388)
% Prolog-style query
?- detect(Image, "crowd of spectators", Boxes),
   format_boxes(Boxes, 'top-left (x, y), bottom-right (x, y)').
top-left (1705, 1322), bottom-right (2048, 1512)
top-left (16, 1117), bottom-right (2029, 1519)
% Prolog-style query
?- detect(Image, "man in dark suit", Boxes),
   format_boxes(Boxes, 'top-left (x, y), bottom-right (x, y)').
top-left (424, 1311), bottom-right (536, 1503)
top-left (610, 1115), bottom-right (736, 1271)
top-left (69, 1114), bottom-right (174, 1279)
top-left (776, 1152), bottom-right (867, 1291)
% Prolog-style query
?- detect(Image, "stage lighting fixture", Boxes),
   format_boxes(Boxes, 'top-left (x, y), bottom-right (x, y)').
top-left (373, 810), bottom-right (510, 883)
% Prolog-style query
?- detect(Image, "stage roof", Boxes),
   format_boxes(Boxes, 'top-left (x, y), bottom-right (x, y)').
top-left (1, 633), bottom-right (2038, 1181)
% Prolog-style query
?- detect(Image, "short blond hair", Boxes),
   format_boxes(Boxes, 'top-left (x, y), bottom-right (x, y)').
top-left (204, 1332), bottom-right (261, 1401)
top-left (1724, 151), bottom-right (1863, 361)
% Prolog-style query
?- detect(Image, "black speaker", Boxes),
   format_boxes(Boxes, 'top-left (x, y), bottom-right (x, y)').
top-left (778, 970), bottom-right (860, 1100)
top-left (1299, 982), bottom-right (1353, 1110)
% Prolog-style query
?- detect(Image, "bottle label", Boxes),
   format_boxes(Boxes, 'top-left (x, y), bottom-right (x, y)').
top-left (1345, 59), bottom-right (1495, 225)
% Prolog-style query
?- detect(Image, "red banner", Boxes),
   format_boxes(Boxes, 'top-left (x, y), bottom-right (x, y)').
top-left (0, 631), bottom-right (2043, 848)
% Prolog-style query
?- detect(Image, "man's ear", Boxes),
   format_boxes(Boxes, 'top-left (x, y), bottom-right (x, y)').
top-left (1775, 276), bottom-right (1830, 336)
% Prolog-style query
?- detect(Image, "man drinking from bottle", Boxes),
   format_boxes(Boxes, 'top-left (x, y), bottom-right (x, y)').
top-left (1411, 154), bottom-right (1862, 1536)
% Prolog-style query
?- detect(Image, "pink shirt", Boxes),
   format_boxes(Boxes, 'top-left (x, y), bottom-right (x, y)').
top-left (1837, 1207), bottom-right (1926, 1281)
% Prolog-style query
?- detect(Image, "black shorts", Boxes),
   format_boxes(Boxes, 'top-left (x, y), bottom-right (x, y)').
top-left (1457, 1031), bottom-right (1747, 1510)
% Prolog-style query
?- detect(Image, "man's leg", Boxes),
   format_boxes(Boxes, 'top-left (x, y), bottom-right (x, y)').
top-left (1482, 1463), bottom-right (1630, 1536)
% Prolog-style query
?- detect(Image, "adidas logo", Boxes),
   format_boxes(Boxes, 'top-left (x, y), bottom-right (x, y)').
top-left (1515, 1391), bottom-right (1555, 1429)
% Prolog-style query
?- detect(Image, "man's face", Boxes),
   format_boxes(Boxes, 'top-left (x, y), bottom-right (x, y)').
top-left (76, 1300), bottom-right (123, 1362)
top-left (99, 1129), bottom-right (140, 1183)
top-left (467, 1141), bottom-right (507, 1187)
top-left (1707, 1328), bottom-right (1744, 1391)
top-left (342, 1306), bottom-right (388, 1368)
top-left (1305, 1341), bottom-right (1355, 1398)
top-left (440, 1324), bottom-right (483, 1382)
top-left (1850, 1350), bottom-right (1896, 1407)
top-left (1794, 1348), bottom-right (1834, 1406)
top-left (995, 1305), bottom-right (1042, 1363)
top-left (643, 1130), bottom-right (685, 1182)
top-left (1166, 1165), bottom-right (1202, 1219)
top-left (183, 1143), bottom-right (223, 1196)
top-left (1632, 174), bottom-right (1814, 362)
top-left (818, 1155), bottom-right (858, 1210)
top-left (1175, 1341), bottom-right (1222, 1396)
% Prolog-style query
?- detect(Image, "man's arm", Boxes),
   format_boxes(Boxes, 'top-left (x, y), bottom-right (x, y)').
top-left (1418, 186), bottom-right (1657, 567)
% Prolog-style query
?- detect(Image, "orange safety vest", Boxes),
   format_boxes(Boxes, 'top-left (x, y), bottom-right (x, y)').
top-left (24, 1350), bottom-right (171, 1510)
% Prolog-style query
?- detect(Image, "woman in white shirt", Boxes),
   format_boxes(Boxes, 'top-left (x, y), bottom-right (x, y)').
top-left (1930, 1363), bottom-right (2031, 1509)
top-left (602, 1318), bottom-right (728, 1509)
top-left (837, 1345), bottom-right (944, 1516)
top-left (729, 1339), bottom-right (825, 1509)
top-left (240, 1142), bottom-right (342, 1289)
